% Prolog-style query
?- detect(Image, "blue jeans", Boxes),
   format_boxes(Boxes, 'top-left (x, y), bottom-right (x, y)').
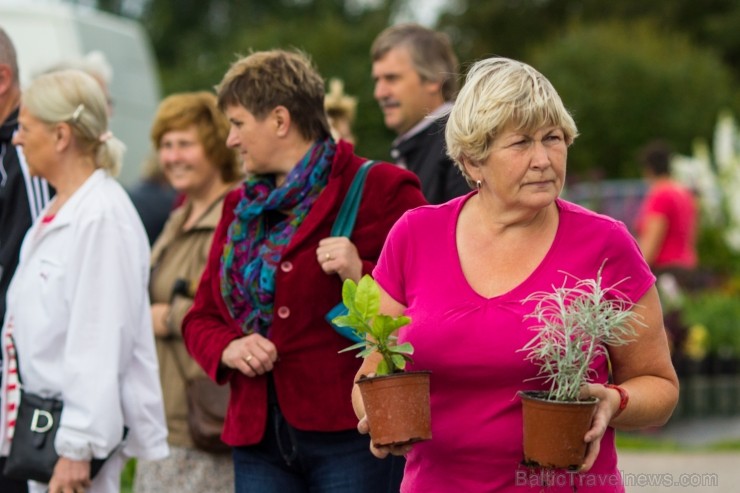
top-left (233, 402), bottom-right (403, 493)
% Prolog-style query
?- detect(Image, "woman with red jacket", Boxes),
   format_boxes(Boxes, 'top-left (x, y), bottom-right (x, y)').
top-left (181, 49), bottom-right (426, 493)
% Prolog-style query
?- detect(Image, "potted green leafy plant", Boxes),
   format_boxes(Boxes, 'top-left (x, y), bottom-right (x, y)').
top-left (518, 265), bottom-right (640, 469)
top-left (333, 274), bottom-right (431, 447)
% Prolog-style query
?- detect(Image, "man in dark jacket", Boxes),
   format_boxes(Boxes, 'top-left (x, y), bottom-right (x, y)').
top-left (0, 27), bottom-right (52, 493)
top-left (371, 23), bottom-right (469, 204)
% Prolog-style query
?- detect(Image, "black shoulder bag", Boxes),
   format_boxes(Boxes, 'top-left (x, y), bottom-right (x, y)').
top-left (3, 336), bottom-right (127, 483)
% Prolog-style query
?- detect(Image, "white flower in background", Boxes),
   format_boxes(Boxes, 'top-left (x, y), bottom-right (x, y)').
top-left (672, 111), bottom-right (740, 253)
top-left (656, 272), bottom-right (685, 312)
top-left (672, 140), bottom-right (720, 223)
top-left (714, 112), bottom-right (738, 174)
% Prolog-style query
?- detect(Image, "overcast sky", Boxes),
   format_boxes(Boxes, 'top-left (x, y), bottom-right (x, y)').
top-left (400, 0), bottom-right (449, 26)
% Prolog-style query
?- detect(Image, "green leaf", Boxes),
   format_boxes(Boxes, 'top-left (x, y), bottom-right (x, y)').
top-left (391, 342), bottom-right (414, 355)
top-left (390, 354), bottom-right (407, 370)
top-left (376, 358), bottom-right (389, 376)
top-left (371, 314), bottom-right (392, 341)
top-left (338, 341), bottom-right (366, 353)
top-left (331, 314), bottom-right (354, 328)
top-left (388, 315), bottom-right (411, 331)
top-left (341, 279), bottom-right (357, 312)
top-left (355, 275), bottom-right (380, 322)
top-left (331, 314), bottom-right (368, 333)
top-left (357, 346), bottom-right (377, 359)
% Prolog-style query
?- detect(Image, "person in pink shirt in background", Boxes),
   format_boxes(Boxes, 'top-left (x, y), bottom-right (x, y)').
top-left (635, 139), bottom-right (701, 365)
top-left (635, 140), bottom-right (698, 272)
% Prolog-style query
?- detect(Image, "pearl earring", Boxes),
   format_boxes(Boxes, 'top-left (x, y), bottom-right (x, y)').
top-left (476, 180), bottom-right (482, 189)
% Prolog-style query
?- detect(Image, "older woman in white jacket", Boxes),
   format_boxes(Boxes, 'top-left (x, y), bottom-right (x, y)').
top-left (1, 69), bottom-right (168, 493)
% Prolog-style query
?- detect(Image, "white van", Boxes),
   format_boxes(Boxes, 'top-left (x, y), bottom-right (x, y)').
top-left (0, 0), bottom-right (161, 186)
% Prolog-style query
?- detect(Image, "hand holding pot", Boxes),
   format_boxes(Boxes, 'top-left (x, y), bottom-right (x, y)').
top-left (579, 383), bottom-right (625, 472)
top-left (354, 371), bottom-right (400, 458)
top-left (357, 409), bottom-right (414, 459)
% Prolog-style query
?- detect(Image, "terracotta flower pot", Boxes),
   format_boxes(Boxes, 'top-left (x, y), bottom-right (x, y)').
top-left (357, 371), bottom-right (432, 447)
top-left (519, 390), bottom-right (598, 470)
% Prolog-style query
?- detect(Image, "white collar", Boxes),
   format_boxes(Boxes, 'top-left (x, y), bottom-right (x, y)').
top-left (392, 102), bottom-right (453, 147)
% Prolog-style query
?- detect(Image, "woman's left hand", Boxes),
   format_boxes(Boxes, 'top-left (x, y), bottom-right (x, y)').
top-left (48, 456), bottom-right (91, 493)
top-left (317, 237), bottom-right (362, 282)
top-left (579, 383), bottom-right (623, 472)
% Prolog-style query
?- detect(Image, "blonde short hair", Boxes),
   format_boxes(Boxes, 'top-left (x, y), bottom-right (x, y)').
top-left (23, 69), bottom-right (124, 176)
top-left (446, 57), bottom-right (578, 185)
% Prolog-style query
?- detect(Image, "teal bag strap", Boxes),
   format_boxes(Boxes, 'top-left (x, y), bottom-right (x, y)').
top-left (330, 160), bottom-right (377, 237)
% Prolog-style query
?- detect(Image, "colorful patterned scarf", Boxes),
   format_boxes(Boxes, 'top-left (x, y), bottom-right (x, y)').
top-left (220, 138), bottom-right (335, 335)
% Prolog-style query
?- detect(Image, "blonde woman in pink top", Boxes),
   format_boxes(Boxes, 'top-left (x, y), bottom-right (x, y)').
top-left (352, 57), bottom-right (679, 492)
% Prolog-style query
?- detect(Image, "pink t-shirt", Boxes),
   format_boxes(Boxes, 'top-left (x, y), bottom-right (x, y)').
top-left (636, 182), bottom-right (697, 268)
top-left (374, 194), bottom-right (655, 493)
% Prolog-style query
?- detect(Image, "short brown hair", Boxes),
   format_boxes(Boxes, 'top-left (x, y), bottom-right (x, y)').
top-left (371, 23), bottom-right (459, 101)
top-left (638, 140), bottom-right (673, 176)
top-left (216, 50), bottom-right (330, 142)
top-left (150, 91), bottom-right (240, 182)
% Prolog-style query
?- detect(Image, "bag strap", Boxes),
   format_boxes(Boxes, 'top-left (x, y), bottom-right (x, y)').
top-left (8, 334), bottom-right (24, 387)
top-left (330, 160), bottom-right (377, 237)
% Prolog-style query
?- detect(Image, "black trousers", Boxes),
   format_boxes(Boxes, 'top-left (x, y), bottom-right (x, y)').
top-left (0, 457), bottom-right (28, 493)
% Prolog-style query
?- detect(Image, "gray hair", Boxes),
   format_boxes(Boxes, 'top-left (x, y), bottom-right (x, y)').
top-left (0, 27), bottom-right (19, 85)
top-left (371, 23), bottom-right (459, 101)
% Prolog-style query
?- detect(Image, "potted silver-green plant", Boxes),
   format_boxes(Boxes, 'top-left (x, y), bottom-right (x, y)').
top-left (518, 264), bottom-right (640, 469)
top-left (333, 274), bottom-right (431, 447)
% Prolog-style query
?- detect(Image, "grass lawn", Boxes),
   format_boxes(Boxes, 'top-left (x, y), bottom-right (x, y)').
top-left (616, 432), bottom-right (740, 452)
top-left (120, 459), bottom-right (136, 493)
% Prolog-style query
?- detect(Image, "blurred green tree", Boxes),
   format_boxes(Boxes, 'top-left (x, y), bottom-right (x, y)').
top-left (97, 0), bottom-right (398, 159)
top-left (530, 20), bottom-right (738, 179)
top-left (440, 0), bottom-right (740, 81)
top-left (93, 0), bottom-right (740, 175)
top-left (438, 0), bottom-right (740, 178)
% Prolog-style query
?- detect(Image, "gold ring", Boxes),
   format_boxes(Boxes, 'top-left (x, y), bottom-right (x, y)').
top-left (325, 252), bottom-right (332, 261)
top-left (245, 354), bottom-right (253, 363)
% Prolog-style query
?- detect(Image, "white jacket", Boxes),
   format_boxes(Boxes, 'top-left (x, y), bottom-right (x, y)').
top-left (0, 169), bottom-right (168, 462)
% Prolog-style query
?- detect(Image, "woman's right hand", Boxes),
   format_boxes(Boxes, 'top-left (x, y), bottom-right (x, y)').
top-left (221, 333), bottom-right (278, 377)
top-left (48, 456), bottom-right (91, 493)
top-left (354, 370), bottom-right (414, 459)
top-left (357, 415), bottom-right (414, 459)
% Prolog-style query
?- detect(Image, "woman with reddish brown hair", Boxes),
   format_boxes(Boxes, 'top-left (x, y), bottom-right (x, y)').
top-left (134, 91), bottom-right (242, 493)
